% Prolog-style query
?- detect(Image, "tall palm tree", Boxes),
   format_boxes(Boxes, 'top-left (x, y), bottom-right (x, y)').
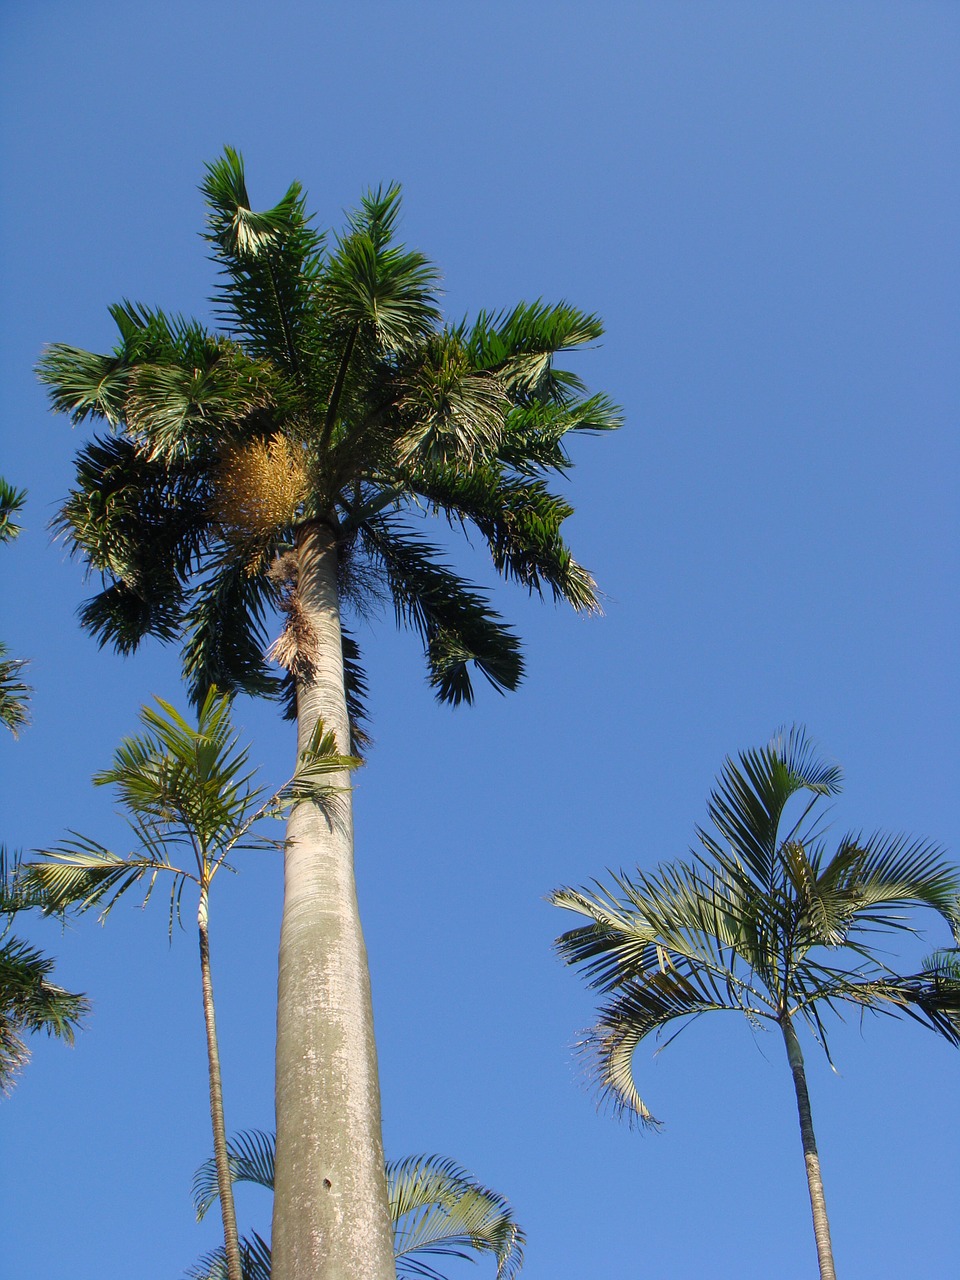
top-left (189, 1130), bottom-right (525, 1280)
top-left (37, 148), bottom-right (618, 1279)
top-left (0, 846), bottom-right (89, 1091)
top-left (551, 728), bottom-right (960, 1280)
top-left (28, 692), bottom-right (351, 1280)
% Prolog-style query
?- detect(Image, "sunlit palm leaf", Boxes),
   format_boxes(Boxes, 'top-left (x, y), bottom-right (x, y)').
top-left (193, 1129), bottom-right (276, 1220)
top-left (390, 1155), bottom-right (525, 1280)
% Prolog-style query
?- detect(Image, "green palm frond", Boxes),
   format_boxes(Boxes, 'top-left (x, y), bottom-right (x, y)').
top-left (201, 147), bottom-right (325, 380)
top-left (0, 647), bottom-right (31, 738)
top-left (0, 481), bottom-right (31, 737)
top-left (466, 301), bottom-right (606, 404)
top-left (396, 333), bottom-right (506, 467)
top-left (193, 1129), bottom-right (276, 1219)
top-left (412, 463), bottom-right (597, 611)
top-left (0, 932), bottom-right (89, 1090)
top-left (283, 716), bottom-right (361, 806)
top-left (390, 1154), bottom-right (525, 1280)
top-left (125, 344), bottom-right (279, 465)
top-left (187, 1232), bottom-right (272, 1280)
top-left (24, 836), bottom-right (183, 921)
top-left (700, 727), bottom-right (843, 891)
top-left (1, 847), bottom-right (90, 1089)
top-left (92, 690), bottom-right (264, 854)
top-left (55, 433), bottom-right (210, 650)
top-left (182, 557), bottom-right (283, 706)
top-left (0, 478), bottom-right (26, 542)
top-left (359, 515), bottom-right (523, 704)
top-left (323, 185), bottom-right (441, 354)
top-left (586, 971), bottom-right (739, 1127)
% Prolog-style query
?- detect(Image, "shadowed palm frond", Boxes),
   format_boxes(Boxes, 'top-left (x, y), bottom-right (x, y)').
top-left (182, 558), bottom-right (284, 707)
top-left (411, 463), bottom-right (597, 611)
top-left (0, 478), bottom-right (26, 542)
top-left (0, 848), bottom-right (89, 1091)
top-left (0, 647), bottom-right (30, 738)
top-left (359, 516), bottom-right (523, 704)
top-left (186, 1232), bottom-right (272, 1280)
top-left (0, 933), bottom-right (89, 1091)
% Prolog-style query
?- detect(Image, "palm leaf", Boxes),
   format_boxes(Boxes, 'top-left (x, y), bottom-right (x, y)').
top-left (193, 1129), bottom-right (276, 1220)
top-left (390, 1154), bottom-right (525, 1280)
top-left (186, 1232), bottom-right (272, 1280)
top-left (701, 726), bottom-right (843, 889)
top-left (182, 556), bottom-right (283, 706)
top-left (359, 515), bottom-right (523, 704)
top-left (586, 971), bottom-right (737, 1127)
top-left (411, 462), bottom-right (597, 611)
top-left (0, 647), bottom-right (30, 738)
top-left (0, 478), bottom-right (26, 542)
top-left (0, 933), bottom-right (89, 1090)
top-left (24, 837), bottom-right (184, 920)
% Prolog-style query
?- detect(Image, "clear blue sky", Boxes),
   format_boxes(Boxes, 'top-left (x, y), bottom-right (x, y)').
top-left (2, 3), bottom-right (957, 1277)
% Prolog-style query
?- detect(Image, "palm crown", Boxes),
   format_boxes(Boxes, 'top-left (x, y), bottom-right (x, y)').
top-left (552, 727), bottom-right (960, 1126)
top-left (38, 148), bottom-right (618, 728)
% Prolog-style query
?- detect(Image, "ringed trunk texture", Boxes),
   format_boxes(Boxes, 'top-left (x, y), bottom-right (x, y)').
top-left (271, 524), bottom-right (395, 1280)
top-left (198, 892), bottom-right (244, 1280)
top-left (781, 1017), bottom-right (837, 1280)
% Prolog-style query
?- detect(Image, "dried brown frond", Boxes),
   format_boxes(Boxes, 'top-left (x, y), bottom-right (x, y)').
top-left (267, 586), bottom-right (319, 681)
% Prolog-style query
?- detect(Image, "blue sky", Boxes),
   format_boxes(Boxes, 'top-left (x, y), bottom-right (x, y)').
top-left (2, 3), bottom-right (957, 1277)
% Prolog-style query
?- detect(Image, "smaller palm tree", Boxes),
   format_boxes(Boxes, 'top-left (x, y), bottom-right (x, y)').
top-left (551, 727), bottom-right (960, 1280)
top-left (0, 477), bottom-right (31, 737)
top-left (187, 1129), bottom-right (525, 1280)
top-left (27, 692), bottom-right (353, 1280)
top-left (0, 847), bottom-right (89, 1090)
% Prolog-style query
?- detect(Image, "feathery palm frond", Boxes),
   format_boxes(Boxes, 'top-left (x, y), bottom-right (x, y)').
top-left (0, 848), bottom-right (89, 1091)
top-left (389, 1155), bottom-right (525, 1280)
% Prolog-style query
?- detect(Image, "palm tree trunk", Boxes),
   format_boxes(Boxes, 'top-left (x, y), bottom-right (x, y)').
top-left (198, 888), bottom-right (244, 1280)
top-left (271, 522), bottom-right (395, 1280)
top-left (781, 1016), bottom-right (837, 1280)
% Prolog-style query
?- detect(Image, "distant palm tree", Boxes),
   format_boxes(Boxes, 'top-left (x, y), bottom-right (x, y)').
top-left (37, 149), bottom-right (618, 1278)
top-left (28, 692), bottom-right (350, 1280)
top-left (0, 478), bottom-right (30, 737)
top-left (0, 847), bottom-right (88, 1090)
top-left (0, 478), bottom-right (84, 1089)
top-left (552, 728), bottom-right (960, 1280)
top-left (188, 1130), bottom-right (525, 1280)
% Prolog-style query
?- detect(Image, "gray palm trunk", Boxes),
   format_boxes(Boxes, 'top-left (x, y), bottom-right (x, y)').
top-left (781, 1016), bottom-right (837, 1280)
top-left (198, 888), bottom-right (244, 1280)
top-left (271, 524), bottom-right (396, 1280)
